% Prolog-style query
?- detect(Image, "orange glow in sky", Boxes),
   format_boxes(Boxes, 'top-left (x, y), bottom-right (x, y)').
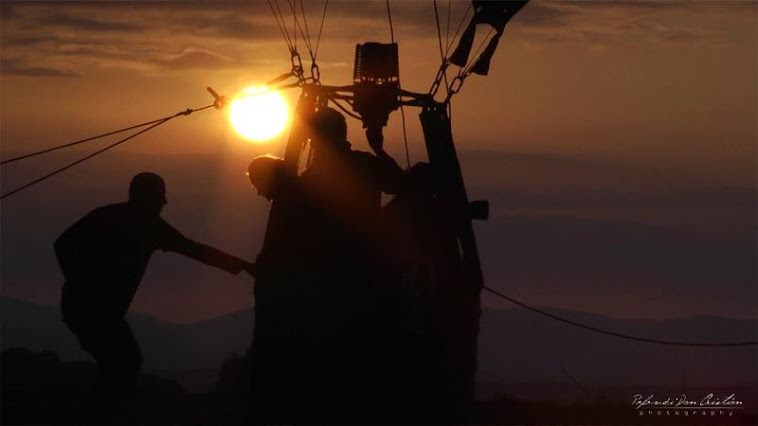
top-left (1, 1), bottom-right (755, 322)
top-left (229, 86), bottom-right (289, 142)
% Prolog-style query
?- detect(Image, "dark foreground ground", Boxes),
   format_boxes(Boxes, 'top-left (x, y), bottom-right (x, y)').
top-left (3, 348), bottom-right (755, 425)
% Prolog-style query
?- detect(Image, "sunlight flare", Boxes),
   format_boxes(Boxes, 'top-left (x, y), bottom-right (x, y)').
top-left (229, 87), bottom-right (289, 142)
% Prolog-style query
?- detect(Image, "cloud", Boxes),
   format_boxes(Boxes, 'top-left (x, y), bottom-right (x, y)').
top-left (0, 4), bottom-right (293, 77)
top-left (300, 1), bottom-right (749, 49)
top-left (39, 12), bottom-right (144, 33)
top-left (0, 58), bottom-right (78, 77)
top-left (477, 213), bottom-right (755, 307)
top-left (459, 150), bottom-right (655, 195)
top-left (515, 2), bottom-right (574, 28)
top-left (157, 47), bottom-right (240, 70)
top-left (0, 35), bottom-right (58, 48)
top-left (0, 1), bottom-right (752, 80)
top-left (2, 146), bottom-right (754, 320)
top-left (513, 1), bottom-right (749, 49)
top-left (173, 13), bottom-right (281, 41)
top-left (459, 150), bottom-right (757, 210)
top-left (0, 2), bottom-right (18, 21)
top-left (476, 186), bottom-right (757, 210)
top-left (461, 150), bottom-right (612, 170)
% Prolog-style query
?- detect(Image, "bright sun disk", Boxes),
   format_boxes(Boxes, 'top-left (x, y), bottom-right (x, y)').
top-left (229, 86), bottom-right (289, 142)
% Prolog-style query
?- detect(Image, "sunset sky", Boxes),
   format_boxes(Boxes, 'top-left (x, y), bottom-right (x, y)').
top-left (1, 1), bottom-right (755, 323)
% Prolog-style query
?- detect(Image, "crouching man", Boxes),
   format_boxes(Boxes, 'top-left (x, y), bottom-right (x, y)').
top-left (54, 172), bottom-right (254, 413)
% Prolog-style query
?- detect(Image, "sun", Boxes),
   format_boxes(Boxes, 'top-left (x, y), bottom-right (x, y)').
top-left (229, 87), bottom-right (289, 142)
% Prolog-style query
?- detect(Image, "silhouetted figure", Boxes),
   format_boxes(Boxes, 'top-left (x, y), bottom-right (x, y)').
top-left (247, 155), bottom-right (287, 201)
top-left (246, 109), bottom-right (408, 422)
top-left (248, 109), bottom-right (404, 271)
top-left (54, 172), bottom-right (253, 417)
top-left (247, 154), bottom-right (314, 267)
top-left (296, 108), bottom-right (408, 419)
top-left (301, 107), bottom-right (404, 260)
top-left (384, 162), bottom-right (461, 301)
top-left (382, 162), bottom-right (463, 419)
top-left (247, 153), bottom-right (334, 422)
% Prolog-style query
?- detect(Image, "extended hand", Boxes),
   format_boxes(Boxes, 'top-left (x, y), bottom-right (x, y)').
top-left (366, 127), bottom-right (384, 154)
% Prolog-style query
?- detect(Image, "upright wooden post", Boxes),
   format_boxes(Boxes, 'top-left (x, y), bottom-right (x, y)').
top-left (420, 104), bottom-right (483, 421)
top-left (250, 91), bottom-right (316, 422)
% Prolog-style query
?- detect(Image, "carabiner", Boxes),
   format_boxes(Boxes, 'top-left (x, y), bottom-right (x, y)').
top-left (310, 62), bottom-right (321, 84)
top-left (449, 75), bottom-right (465, 95)
top-left (429, 62), bottom-right (449, 97)
top-left (290, 52), bottom-right (305, 80)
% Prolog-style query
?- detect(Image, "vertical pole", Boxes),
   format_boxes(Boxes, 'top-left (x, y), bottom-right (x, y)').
top-left (251, 89), bottom-right (316, 421)
top-left (419, 104), bottom-right (483, 421)
top-left (260, 90), bottom-right (316, 257)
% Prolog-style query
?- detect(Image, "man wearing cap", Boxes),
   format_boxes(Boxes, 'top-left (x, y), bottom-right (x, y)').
top-left (302, 107), bottom-right (404, 256)
top-left (54, 172), bottom-right (254, 410)
top-left (298, 107), bottom-right (405, 418)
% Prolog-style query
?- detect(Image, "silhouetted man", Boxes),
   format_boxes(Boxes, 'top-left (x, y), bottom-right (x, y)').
top-left (288, 108), bottom-right (406, 419)
top-left (54, 172), bottom-right (253, 411)
top-left (301, 107), bottom-right (404, 258)
top-left (382, 162), bottom-right (463, 417)
top-left (247, 155), bottom-right (287, 201)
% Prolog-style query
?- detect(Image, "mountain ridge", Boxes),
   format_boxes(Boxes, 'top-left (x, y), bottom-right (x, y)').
top-left (2, 296), bottom-right (755, 394)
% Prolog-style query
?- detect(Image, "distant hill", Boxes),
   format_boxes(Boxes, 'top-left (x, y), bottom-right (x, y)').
top-left (0, 297), bottom-right (253, 391)
top-left (2, 297), bottom-right (755, 399)
top-left (477, 307), bottom-right (757, 403)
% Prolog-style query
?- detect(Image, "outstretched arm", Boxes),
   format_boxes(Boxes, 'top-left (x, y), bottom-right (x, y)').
top-left (173, 240), bottom-right (254, 276)
top-left (365, 127), bottom-right (406, 194)
top-left (157, 219), bottom-right (255, 276)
